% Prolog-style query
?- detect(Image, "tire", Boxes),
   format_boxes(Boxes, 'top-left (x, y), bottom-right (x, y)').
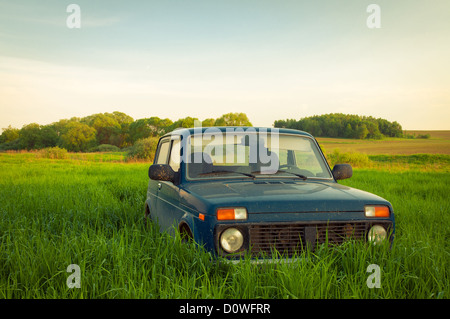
top-left (179, 223), bottom-right (193, 243)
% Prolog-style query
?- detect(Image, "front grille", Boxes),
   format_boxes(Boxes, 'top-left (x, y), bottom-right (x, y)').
top-left (248, 221), bottom-right (386, 257)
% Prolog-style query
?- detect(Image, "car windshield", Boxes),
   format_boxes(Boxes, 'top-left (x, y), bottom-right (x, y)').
top-left (186, 131), bottom-right (332, 180)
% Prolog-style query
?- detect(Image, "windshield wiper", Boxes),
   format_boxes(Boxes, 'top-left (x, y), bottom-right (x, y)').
top-left (276, 170), bottom-right (308, 180)
top-left (198, 170), bottom-right (256, 179)
top-left (252, 169), bottom-right (307, 180)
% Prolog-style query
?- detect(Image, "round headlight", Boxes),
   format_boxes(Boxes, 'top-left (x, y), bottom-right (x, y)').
top-left (220, 228), bottom-right (244, 253)
top-left (368, 225), bottom-right (387, 243)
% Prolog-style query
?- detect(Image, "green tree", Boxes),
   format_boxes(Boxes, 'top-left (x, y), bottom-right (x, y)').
top-left (110, 111), bottom-right (133, 126)
top-left (129, 119), bottom-right (151, 143)
top-left (19, 123), bottom-right (42, 150)
top-left (81, 113), bottom-right (121, 145)
top-left (61, 122), bottom-right (97, 152)
top-left (146, 117), bottom-right (173, 136)
top-left (355, 123), bottom-right (369, 139)
top-left (126, 137), bottom-right (159, 161)
top-left (0, 125), bottom-right (19, 144)
top-left (214, 113), bottom-right (252, 126)
top-left (168, 117), bottom-right (199, 131)
top-left (40, 125), bottom-right (59, 147)
top-left (202, 118), bottom-right (216, 127)
top-left (344, 123), bottom-right (353, 138)
top-left (109, 111), bottom-right (134, 148)
top-left (274, 119), bottom-right (298, 129)
top-left (129, 117), bottom-right (173, 143)
top-left (273, 113), bottom-right (403, 139)
top-left (303, 119), bottom-right (322, 136)
top-left (51, 118), bottom-right (79, 138)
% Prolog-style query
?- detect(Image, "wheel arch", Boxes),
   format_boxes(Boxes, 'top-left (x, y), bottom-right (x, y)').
top-left (144, 202), bottom-right (151, 217)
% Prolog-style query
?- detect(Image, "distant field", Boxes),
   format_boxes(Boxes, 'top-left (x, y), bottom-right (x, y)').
top-left (317, 131), bottom-right (450, 155)
top-left (403, 130), bottom-right (450, 139)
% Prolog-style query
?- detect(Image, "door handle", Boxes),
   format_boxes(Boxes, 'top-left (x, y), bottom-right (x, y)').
top-left (158, 183), bottom-right (162, 190)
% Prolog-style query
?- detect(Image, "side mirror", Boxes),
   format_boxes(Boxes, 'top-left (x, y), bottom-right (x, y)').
top-left (148, 164), bottom-right (176, 183)
top-left (332, 164), bottom-right (353, 180)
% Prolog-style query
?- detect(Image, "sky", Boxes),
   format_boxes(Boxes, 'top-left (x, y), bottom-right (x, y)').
top-left (0, 0), bottom-right (449, 131)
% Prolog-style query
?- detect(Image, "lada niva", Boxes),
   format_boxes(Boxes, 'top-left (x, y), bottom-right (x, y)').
top-left (145, 126), bottom-right (394, 260)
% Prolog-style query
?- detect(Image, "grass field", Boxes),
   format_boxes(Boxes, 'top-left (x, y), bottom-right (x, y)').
top-left (403, 130), bottom-right (450, 140)
top-left (0, 151), bottom-right (448, 299)
top-left (316, 130), bottom-right (450, 155)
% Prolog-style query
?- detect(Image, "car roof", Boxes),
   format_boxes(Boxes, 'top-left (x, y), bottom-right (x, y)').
top-left (161, 126), bottom-right (314, 139)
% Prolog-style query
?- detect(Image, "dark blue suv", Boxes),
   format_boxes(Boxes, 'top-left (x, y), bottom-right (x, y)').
top-left (145, 126), bottom-right (394, 260)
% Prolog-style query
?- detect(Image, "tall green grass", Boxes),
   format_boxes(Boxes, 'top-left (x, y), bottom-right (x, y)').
top-left (0, 153), bottom-right (448, 298)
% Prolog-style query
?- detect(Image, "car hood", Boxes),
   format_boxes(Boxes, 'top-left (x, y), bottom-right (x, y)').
top-left (181, 179), bottom-right (390, 214)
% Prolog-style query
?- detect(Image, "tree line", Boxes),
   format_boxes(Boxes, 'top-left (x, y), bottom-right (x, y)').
top-left (0, 112), bottom-right (252, 152)
top-left (0, 111), bottom-right (405, 152)
top-left (274, 113), bottom-right (403, 139)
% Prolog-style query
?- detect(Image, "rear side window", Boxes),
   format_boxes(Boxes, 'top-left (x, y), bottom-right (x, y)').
top-left (155, 140), bottom-right (170, 164)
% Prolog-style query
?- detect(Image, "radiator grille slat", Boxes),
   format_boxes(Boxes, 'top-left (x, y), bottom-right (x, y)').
top-left (249, 221), bottom-right (371, 257)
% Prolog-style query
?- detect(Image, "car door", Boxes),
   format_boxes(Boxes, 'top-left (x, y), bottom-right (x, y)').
top-left (147, 137), bottom-right (170, 225)
top-left (153, 137), bottom-right (182, 234)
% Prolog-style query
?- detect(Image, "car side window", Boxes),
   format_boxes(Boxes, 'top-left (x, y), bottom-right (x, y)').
top-left (155, 140), bottom-right (170, 164)
top-left (169, 139), bottom-right (181, 172)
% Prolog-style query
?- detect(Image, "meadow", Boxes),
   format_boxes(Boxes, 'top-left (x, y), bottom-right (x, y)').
top-left (316, 130), bottom-right (450, 155)
top-left (0, 150), bottom-right (448, 299)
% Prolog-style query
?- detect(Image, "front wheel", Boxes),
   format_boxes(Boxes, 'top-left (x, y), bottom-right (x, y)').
top-left (179, 223), bottom-right (194, 243)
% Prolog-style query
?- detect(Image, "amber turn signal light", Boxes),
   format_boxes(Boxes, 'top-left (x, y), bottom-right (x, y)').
top-left (217, 208), bottom-right (247, 220)
top-left (365, 205), bottom-right (390, 217)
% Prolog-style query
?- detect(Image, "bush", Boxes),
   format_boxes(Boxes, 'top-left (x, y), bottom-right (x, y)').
top-left (126, 137), bottom-right (159, 161)
top-left (37, 147), bottom-right (68, 159)
top-left (326, 149), bottom-right (370, 168)
top-left (88, 144), bottom-right (121, 152)
top-left (0, 138), bottom-right (22, 151)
